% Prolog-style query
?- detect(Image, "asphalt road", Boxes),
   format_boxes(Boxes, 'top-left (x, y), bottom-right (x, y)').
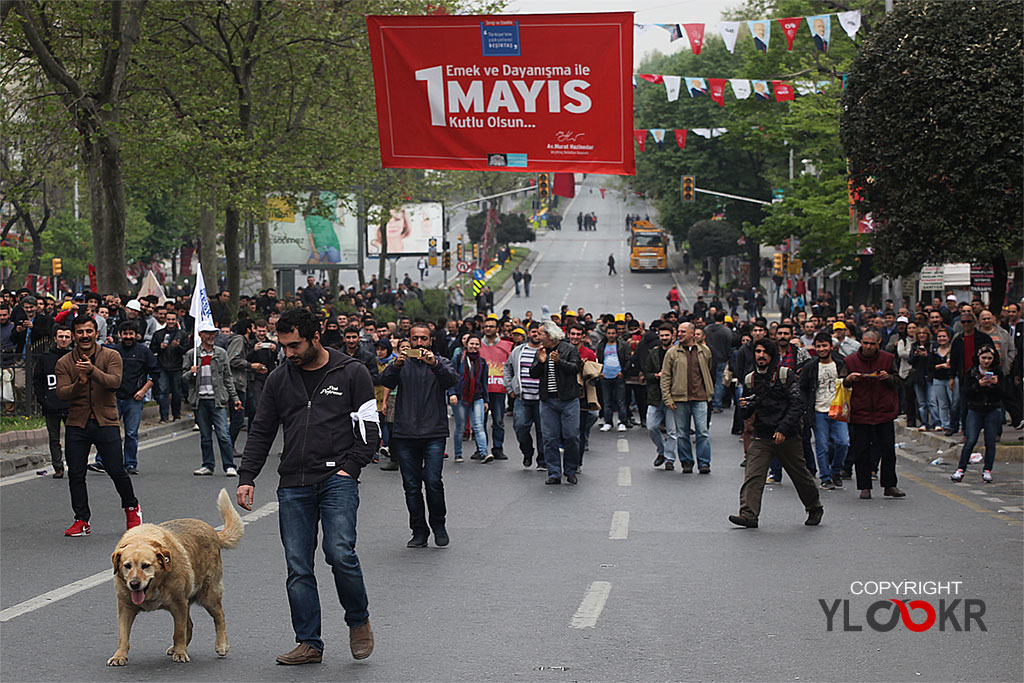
top-left (2, 177), bottom-right (1022, 682)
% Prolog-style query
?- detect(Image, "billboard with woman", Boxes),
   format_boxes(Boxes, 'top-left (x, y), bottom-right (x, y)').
top-left (366, 202), bottom-right (444, 257)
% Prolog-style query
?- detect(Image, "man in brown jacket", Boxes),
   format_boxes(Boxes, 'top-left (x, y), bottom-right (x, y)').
top-left (660, 322), bottom-right (715, 473)
top-left (56, 315), bottom-right (141, 537)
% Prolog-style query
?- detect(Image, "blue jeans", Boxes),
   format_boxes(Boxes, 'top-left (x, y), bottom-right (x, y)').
top-left (117, 398), bottom-right (144, 469)
top-left (579, 409), bottom-right (598, 457)
top-left (646, 404), bottom-right (676, 457)
top-left (391, 437), bottom-right (447, 535)
top-left (277, 474), bottom-right (369, 651)
top-left (813, 411), bottom-right (849, 482)
top-left (194, 399), bottom-right (235, 471)
top-left (712, 361), bottom-right (728, 410)
top-left (600, 376), bottom-right (628, 426)
top-left (512, 398), bottom-right (542, 458)
top-left (929, 378), bottom-right (957, 431)
top-left (156, 368), bottom-right (182, 420)
top-left (958, 407), bottom-right (1001, 471)
top-left (540, 397), bottom-right (580, 478)
top-left (913, 382), bottom-right (933, 428)
top-left (486, 392), bottom-right (506, 450)
top-left (229, 389), bottom-right (246, 445)
top-left (667, 400), bottom-right (710, 467)
top-left (454, 399), bottom-right (487, 459)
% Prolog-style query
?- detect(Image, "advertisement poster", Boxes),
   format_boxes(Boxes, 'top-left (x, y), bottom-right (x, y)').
top-left (366, 202), bottom-right (444, 257)
top-left (267, 192), bottom-right (361, 268)
top-left (366, 13), bottom-right (634, 175)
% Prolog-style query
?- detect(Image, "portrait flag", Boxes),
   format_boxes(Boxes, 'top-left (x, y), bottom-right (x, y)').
top-left (837, 10), bottom-right (861, 41)
top-left (650, 129), bottom-right (666, 149)
top-left (685, 76), bottom-right (708, 98)
top-left (718, 22), bottom-right (740, 53)
top-left (777, 17), bottom-right (801, 51)
top-left (729, 79), bottom-right (752, 99)
top-left (806, 14), bottom-right (831, 52)
top-left (772, 81), bottom-right (795, 101)
top-left (673, 129), bottom-right (688, 149)
top-left (657, 23), bottom-right (684, 42)
top-left (707, 78), bottom-right (727, 107)
top-left (633, 129), bottom-right (648, 151)
top-left (750, 79), bottom-right (770, 101)
top-left (747, 20), bottom-right (770, 52)
top-left (663, 75), bottom-right (682, 102)
top-left (683, 23), bottom-right (705, 55)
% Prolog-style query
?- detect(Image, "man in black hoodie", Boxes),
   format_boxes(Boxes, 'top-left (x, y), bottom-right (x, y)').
top-left (32, 325), bottom-right (72, 477)
top-left (237, 308), bottom-right (378, 666)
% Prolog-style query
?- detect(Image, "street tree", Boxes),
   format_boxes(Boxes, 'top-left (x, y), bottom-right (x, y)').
top-left (687, 219), bottom-right (742, 291)
top-left (841, 0), bottom-right (1023, 309)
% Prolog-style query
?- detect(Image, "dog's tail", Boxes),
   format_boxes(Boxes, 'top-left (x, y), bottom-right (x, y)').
top-left (216, 489), bottom-right (244, 549)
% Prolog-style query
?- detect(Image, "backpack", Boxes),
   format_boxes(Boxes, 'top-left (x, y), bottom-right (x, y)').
top-left (743, 366), bottom-right (789, 391)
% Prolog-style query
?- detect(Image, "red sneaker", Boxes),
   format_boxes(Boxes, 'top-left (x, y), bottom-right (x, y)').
top-left (65, 520), bottom-right (91, 537)
top-left (125, 505), bottom-right (143, 530)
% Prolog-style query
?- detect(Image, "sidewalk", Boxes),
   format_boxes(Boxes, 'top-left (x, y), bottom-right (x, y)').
top-left (0, 406), bottom-right (187, 477)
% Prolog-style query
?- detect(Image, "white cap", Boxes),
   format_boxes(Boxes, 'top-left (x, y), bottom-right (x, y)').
top-left (125, 299), bottom-right (142, 311)
top-left (896, 315), bottom-right (909, 324)
top-left (946, 294), bottom-right (957, 301)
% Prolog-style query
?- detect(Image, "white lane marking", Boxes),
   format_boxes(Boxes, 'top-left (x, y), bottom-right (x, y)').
top-left (1000, 506), bottom-right (1023, 513)
top-left (1, 430), bottom-right (195, 487)
top-left (609, 511), bottom-right (629, 540)
top-left (617, 466), bottom-right (632, 487)
top-left (984, 497), bottom-right (1004, 503)
top-left (0, 501), bottom-right (278, 623)
top-left (617, 439), bottom-right (629, 452)
top-left (570, 581), bottom-right (612, 629)
top-left (968, 490), bottom-right (985, 495)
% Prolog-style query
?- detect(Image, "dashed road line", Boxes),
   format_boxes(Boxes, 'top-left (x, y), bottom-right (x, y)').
top-left (617, 439), bottom-right (629, 452)
top-left (985, 497), bottom-right (1005, 503)
top-left (570, 581), bottom-right (612, 629)
top-left (899, 471), bottom-right (1022, 527)
top-left (609, 511), bottom-right (630, 540)
top-left (617, 466), bottom-right (632, 487)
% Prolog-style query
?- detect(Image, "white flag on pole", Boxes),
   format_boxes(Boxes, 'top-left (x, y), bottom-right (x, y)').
top-left (189, 262), bottom-right (217, 335)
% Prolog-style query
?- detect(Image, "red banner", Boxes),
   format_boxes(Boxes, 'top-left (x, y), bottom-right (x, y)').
top-left (683, 23), bottom-right (705, 55)
top-left (708, 78), bottom-right (726, 107)
top-left (366, 13), bottom-right (635, 175)
top-left (552, 172), bottom-right (575, 198)
top-left (633, 129), bottom-right (647, 151)
top-left (673, 129), bottom-right (687, 149)
top-left (777, 17), bottom-right (801, 50)
top-left (772, 81), bottom-right (795, 101)
top-left (87, 264), bottom-right (97, 292)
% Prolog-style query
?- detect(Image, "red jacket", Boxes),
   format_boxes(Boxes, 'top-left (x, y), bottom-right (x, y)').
top-left (843, 348), bottom-right (899, 424)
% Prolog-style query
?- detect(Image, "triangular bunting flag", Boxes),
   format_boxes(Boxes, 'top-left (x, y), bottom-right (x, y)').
top-left (634, 23), bottom-right (656, 34)
top-left (707, 78), bottom-right (727, 107)
top-left (730, 79), bottom-right (752, 99)
top-left (837, 10), bottom-right (861, 41)
top-left (632, 75), bottom-right (637, 88)
top-left (772, 81), bottom-right (795, 101)
top-left (806, 15), bottom-right (831, 52)
top-left (633, 129), bottom-right (648, 151)
top-left (664, 75), bottom-right (681, 102)
top-left (777, 17), bottom-right (801, 51)
top-left (650, 129), bottom-right (666, 149)
top-left (674, 129), bottom-right (687, 149)
top-left (719, 22), bottom-right (740, 53)
top-left (751, 80), bottom-right (770, 101)
top-left (794, 80), bottom-right (815, 96)
top-left (691, 128), bottom-right (712, 139)
top-left (683, 23), bottom-right (705, 55)
top-left (747, 20), bottom-right (770, 52)
top-left (685, 77), bottom-right (707, 98)
top-left (656, 23), bottom-right (684, 42)
top-left (638, 73), bottom-right (664, 84)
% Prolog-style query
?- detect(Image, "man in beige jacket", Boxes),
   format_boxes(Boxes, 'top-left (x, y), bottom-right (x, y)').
top-left (660, 322), bottom-right (715, 473)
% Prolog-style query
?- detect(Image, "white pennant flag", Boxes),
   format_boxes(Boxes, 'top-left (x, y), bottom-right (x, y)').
top-left (729, 79), bottom-right (752, 99)
top-left (691, 128), bottom-right (713, 139)
top-left (189, 262), bottom-right (217, 335)
top-left (663, 75), bottom-right (681, 102)
top-left (837, 10), bottom-right (862, 41)
top-left (718, 21), bottom-right (740, 53)
top-left (794, 80), bottom-right (815, 95)
top-left (634, 23), bottom-right (656, 34)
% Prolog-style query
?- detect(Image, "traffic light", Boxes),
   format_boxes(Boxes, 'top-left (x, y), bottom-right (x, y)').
top-left (537, 173), bottom-right (550, 199)
top-left (773, 253), bottom-right (783, 276)
top-left (472, 243), bottom-right (479, 260)
top-left (681, 176), bottom-right (695, 202)
top-left (52, 257), bottom-right (62, 276)
top-left (442, 251), bottom-right (451, 271)
top-left (457, 243), bottom-right (464, 261)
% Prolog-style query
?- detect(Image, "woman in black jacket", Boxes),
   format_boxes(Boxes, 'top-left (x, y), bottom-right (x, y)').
top-left (951, 345), bottom-right (1004, 483)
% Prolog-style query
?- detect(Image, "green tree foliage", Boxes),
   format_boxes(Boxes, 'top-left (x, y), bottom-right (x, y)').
top-left (841, 0), bottom-right (1022, 294)
top-left (466, 211), bottom-right (536, 245)
top-left (688, 219), bottom-right (742, 288)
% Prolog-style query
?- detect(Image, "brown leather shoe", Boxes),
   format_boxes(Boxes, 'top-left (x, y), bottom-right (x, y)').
top-left (883, 487), bottom-right (906, 497)
top-left (276, 643), bottom-right (323, 665)
top-left (859, 489), bottom-right (871, 499)
top-left (350, 620), bottom-right (374, 660)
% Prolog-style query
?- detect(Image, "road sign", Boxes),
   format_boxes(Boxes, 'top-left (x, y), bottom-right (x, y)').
top-left (456, 261), bottom-right (471, 274)
top-left (429, 237), bottom-right (437, 248)
top-left (473, 268), bottom-right (485, 280)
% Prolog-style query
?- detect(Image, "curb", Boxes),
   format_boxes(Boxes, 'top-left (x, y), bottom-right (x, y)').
top-left (896, 416), bottom-right (1024, 463)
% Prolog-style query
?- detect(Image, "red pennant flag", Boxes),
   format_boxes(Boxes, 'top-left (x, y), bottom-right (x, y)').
top-left (638, 73), bottom-right (664, 84)
top-left (87, 264), bottom-right (98, 292)
top-left (707, 78), bottom-right (727, 107)
top-left (634, 129), bottom-right (648, 151)
top-left (552, 172), bottom-right (575, 198)
top-left (673, 129), bottom-right (687, 149)
top-left (777, 17), bottom-right (801, 51)
top-left (599, 188), bottom-right (606, 198)
top-left (772, 81), bottom-right (795, 101)
top-left (683, 23), bottom-right (705, 55)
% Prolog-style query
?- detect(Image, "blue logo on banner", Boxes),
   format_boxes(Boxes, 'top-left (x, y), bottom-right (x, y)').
top-left (506, 153), bottom-right (528, 167)
top-left (481, 21), bottom-right (520, 56)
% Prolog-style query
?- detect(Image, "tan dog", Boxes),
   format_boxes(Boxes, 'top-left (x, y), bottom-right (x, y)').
top-left (107, 489), bottom-right (244, 666)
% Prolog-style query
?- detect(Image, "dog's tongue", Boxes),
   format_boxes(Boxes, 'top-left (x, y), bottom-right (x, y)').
top-left (131, 590), bottom-right (146, 605)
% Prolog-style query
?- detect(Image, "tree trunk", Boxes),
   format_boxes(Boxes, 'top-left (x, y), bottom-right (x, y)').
top-left (853, 254), bottom-right (873, 306)
top-left (258, 220), bottom-right (274, 289)
top-left (199, 196), bottom-right (218, 293)
top-left (95, 119), bottom-right (131, 295)
top-left (225, 206), bottom-right (241, 317)
top-left (378, 217), bottom-right (388, 295)
top-left (328, 269), bottom-right (339, 303)
top-left (990, 253), bottom-right (1008, 314)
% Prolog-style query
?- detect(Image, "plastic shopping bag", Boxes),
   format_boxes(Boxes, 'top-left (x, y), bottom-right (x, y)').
top-left (828, 382), bottom-right (851, 422)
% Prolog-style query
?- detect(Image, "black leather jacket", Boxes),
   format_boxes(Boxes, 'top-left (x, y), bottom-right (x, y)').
top-left (529, 341), bottom-right (581, 402)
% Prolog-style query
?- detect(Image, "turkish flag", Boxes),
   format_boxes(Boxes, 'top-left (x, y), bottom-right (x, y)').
top-left (638, 73), bottom-right (664, 84)
top-left (673, 129), bottom-right (687, 149)
top-left (634, 129), bottom-right (648, 151)
top-left (777, 18), bottom-right (801, 50)
top-left (552, 172), bottom-right (575, 198)
top-left (683, 23), bottom-right (705, 55)
top-left (708, 78), bottom-right (727, 107)
top-left (772, 81), bottom-right (795, 101)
